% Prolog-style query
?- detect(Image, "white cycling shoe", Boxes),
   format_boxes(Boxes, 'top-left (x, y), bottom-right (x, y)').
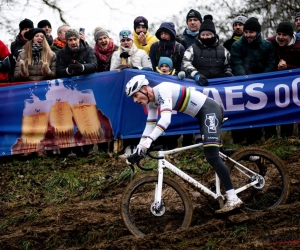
top-left (216, 197), bottom-right (243, 214)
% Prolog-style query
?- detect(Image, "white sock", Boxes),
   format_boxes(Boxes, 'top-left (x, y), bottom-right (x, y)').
top-left (226, 189), bottom-right (238, 200)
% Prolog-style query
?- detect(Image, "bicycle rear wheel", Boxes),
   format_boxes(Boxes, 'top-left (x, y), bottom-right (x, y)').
top-left (121, 175), bottom-right (193, 237)
top-left (225, 147), bottom-right (290, 211)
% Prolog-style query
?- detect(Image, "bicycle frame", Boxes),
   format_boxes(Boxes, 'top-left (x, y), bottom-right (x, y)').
top-left (153, 143), bottom-right (261, 212)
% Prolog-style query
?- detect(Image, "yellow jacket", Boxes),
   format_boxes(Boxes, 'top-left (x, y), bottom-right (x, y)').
top-left (133, 30), bottom-right (158, 55)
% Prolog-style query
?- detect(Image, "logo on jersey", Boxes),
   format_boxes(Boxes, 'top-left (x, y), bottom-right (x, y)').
top-left (205, 113), bottom-right (219, 133)
top-left (157, 92), bottom-right (164, 104)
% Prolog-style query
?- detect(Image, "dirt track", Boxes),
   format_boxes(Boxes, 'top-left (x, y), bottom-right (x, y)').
top-left (0, 148), bottom-right (299, 249)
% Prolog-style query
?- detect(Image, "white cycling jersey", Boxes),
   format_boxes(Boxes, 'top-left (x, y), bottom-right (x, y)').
top-left (141, 82), bottom-right (207, 141)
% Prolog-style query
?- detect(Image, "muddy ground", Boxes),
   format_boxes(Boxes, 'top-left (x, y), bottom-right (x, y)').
top-left (0, 143), bottom-right (299, 250)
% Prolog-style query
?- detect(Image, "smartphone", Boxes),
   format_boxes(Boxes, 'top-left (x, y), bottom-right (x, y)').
top-left (79, 28), bottom-right (85, 34)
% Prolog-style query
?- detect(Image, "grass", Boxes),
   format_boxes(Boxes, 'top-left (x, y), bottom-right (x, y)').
top-left (0, 137), bottom-right (299, 248)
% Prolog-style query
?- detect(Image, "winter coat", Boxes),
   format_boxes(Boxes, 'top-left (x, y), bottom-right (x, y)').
top-left (181, 37), bottom-right (232, 79)
top-left (267, 34), bottom-right (300, 69)
top-left (0, 40), bottom-right (10, 82)
top-left (150, 22), bottom-right (185, 73)
top-left (230, 34), bottom-right (276, 76)
top-left (110, 43), bottom-right (152, 70)
top-left (10, 35), bottom-right (28, 78)
top-left (14, 50), bottom-right (56, 82)
top-left (56, 41), bottom-right (97, 78)
top-left (133, 30), bottom-right (159, 55)
top-left (181, 28), bottom-right (198, 49)
top-left (223, 33), bottom-right (243, 52)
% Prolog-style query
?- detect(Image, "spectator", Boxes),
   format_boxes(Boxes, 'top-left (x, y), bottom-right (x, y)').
top-left (223, 14), bottom-right (248, 52)
top-left (182, 14), bottom-right (232, 83)
top-left (223, 14), bottom-right (248, 145)
top-left (181, 9), bottom-right (202, 49)
top-left (231, 17), bottom-right (275, 76)
top-left (295, 12), bottom-right (300, 39)
top-left (56, 29), bottom-right (97, 78)
top-left (267, 21), bottom-right (300, 138)
top-left (10, 18), bottom-right (34, 78)
top-left (0, 40), bottom-right (11, 83)
top-left (93, 27), bottom-right (118, 72)
top-left (56, 29), bottom-right (98, 157)
top-left (181, 14), bottom-right (232, 144)
top-left (37, 19), bottom-right (53, 46)
top-left (156, 56), bottom-right (175, 75)
top-left (14, 28), bottom-right (56, 82)
top-left (149, 22), bottom-right (185, 74)
top-left (110, 29), bottom-right (152, 70)
top-left (230, 17), bottom-right (276, 144)
top-left (133, 16), bottom-right (158, 55)
top-left (180, 9), bottom-right (202, 146)
top-left (51, 24), bottom-right (70, 54)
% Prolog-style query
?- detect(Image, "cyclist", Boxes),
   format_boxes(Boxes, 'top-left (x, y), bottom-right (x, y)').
top-left (125, 74), bottom-right (243, 213)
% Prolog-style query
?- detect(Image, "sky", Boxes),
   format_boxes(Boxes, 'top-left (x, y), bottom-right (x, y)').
top-left (0, 0), bottom-right (191, 47)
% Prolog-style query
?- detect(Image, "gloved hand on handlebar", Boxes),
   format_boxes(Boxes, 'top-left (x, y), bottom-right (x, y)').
top-left (136, 137), bottom-right (153, 156)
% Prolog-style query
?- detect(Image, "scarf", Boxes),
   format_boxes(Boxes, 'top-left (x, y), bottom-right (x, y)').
top-left (186, 28), bottom-right (199, 37)
top-left (32, 43), bottom-right (42, 65)
top-left (53, 37), bottom-right (66, 49)
top-left (94, 38), bottom-right (115, 62)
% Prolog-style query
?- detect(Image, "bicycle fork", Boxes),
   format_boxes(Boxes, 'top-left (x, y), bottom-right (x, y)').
top-left (151, 160), bottom-right (165, 216)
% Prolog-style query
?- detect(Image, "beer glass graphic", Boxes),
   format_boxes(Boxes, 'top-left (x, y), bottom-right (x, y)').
top-left (69, 89), bottom-right (104, 144)
top-left (49, 100), bottom-right (74, 147)
top-left (21, 99), bottom-right (52, 152)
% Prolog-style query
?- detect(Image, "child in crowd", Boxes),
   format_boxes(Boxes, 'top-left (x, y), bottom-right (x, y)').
top-left (156, 56), bottom-right (176, 75)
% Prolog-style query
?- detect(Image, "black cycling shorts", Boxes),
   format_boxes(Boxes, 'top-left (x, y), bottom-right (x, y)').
top-left (195, 98), bottom-right (224, 146)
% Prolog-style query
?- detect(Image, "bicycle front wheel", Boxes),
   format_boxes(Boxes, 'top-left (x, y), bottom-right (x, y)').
top-left (121, 175), bottom-right (193, 237)
top-left (225, 147), bottom-right (290, 211)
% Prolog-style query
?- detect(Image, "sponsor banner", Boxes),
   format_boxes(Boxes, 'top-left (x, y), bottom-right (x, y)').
top-left (0, 69), bottom-right (299, 156)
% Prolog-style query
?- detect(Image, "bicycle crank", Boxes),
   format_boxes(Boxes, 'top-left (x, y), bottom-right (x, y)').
top-left (150, 201), bottom-right (165, 216)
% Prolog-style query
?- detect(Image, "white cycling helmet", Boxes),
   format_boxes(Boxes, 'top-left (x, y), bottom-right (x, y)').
top-left (125, 75), bottom-right (149, 97)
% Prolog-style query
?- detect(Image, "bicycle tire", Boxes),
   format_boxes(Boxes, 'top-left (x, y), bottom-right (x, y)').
top-left (225, 147), bottom-right (290, 211)
top-left (121, 175), bottom-right (193, 237)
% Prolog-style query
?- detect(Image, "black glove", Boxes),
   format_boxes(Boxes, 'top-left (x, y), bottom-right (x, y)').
top-left (120, 52), bottom-right (130, 59)
top-left (194, 74), bottom-right (209, 86)
top-left (68, 61), bottom-right (84, 74)
top-left (126, 152), bottom-right (144, 164)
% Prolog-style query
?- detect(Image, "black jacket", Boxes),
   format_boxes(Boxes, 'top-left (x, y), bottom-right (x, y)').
top-left (56, 41), bottom-right (97, 78)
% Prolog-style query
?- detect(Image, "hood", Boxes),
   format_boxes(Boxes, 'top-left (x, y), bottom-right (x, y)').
top-left (155, 22), bottom-right (176, 40)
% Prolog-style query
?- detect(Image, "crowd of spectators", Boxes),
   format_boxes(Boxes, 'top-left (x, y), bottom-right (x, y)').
top-left (0, 10), bottom-right (300, 157)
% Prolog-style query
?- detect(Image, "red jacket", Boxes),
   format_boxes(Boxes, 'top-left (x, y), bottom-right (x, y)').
top-left (0, 40), bottom-right (10, 82)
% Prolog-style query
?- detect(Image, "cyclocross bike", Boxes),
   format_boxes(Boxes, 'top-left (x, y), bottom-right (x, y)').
top-left (121, 143), bottom-right (290, 237)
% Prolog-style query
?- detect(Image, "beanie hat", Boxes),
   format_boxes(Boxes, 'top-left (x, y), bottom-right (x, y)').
top-left (24, 28), bottom-right (46, 40)
top-left (244, 17), bottom-right (261, 33)
top-left (19, 18), bottom-right (34, 31)
top-left (134, 16), bottom-right (148, 30)
top-left (232, 15), bottom-right (248, 26)
top-left (158, 57), bottom-right (173, 69)
top-left (199, 15), bottom-right (216, 35)
top-left (295, 12), bottom-right (300, 20)
top-left (94, 27), bottom-right (109, 42)
top-left (155, 22), bottom-right (176, 40)
top-left (276, 21), bottom-right (294, 36)
top-left (37, 19), bottom-right (52, 28)
top-left (119, 30), bottom-right (133, 40)
top-left (186, 9), bottom-right (202, 23)
top-left (65, 29), bottom-right (80, 41)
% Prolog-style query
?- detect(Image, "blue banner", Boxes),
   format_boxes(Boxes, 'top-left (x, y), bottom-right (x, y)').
top-left (0, 69), bottom-right (300, 156)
